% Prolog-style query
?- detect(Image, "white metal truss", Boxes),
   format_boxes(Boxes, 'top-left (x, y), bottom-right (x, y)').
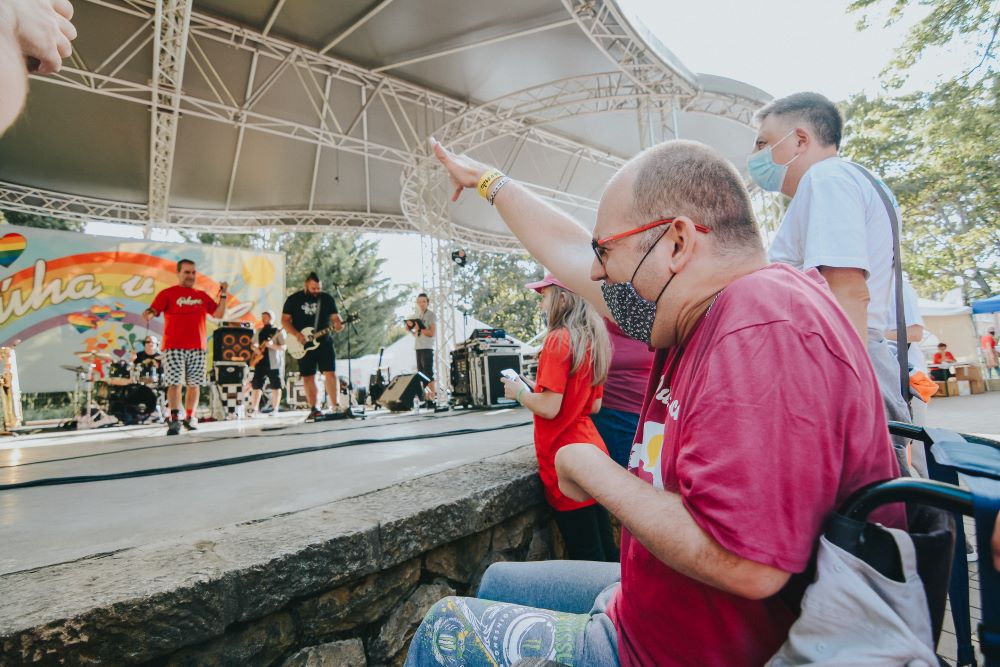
top-left (0, 181), bottom-right (414, 234)
top-left (15, 0), bottom-right (763, 247)
top-left (147, 0), bottom-right (193, 229)
top-left (560, 0), bottom-right (698, 99)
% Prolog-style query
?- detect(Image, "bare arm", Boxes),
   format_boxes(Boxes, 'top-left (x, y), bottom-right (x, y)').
top-left (885, 323), bottom-right (923, 344)
top-left (555, 444), bottom-right (791, 599)
top-left (421, 323), bottom-right (435, 337)
top-left (502, 377), bottom-right (563, 420)
top-left (519, 389), bottom-right (563, 420)
top-left (591, 397), bottom-right (602, 414)
top-left (819, 266), bottom-right (869, 342)
top-left (331, 313), bottom-right (344, 333)
top-left (282, 313), bottom-right (304, 343)
top-left (432, 140), bottom-right (609, 318)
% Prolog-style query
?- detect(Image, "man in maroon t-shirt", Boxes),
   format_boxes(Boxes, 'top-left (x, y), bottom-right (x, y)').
top-left (402, 140), bottom-right (906, 667)
top-left (144, 259), bottom-right (227, 436)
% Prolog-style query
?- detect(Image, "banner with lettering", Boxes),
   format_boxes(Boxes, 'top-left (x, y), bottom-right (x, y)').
top-left (0, 226), bottom-right (285, 392)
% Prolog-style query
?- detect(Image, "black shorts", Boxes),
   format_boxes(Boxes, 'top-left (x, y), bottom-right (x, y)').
top-left (251, 367), bottom-right (284, 390)
top-left (299, 341), bottom-right (336, 376)
top-left (416, 348), bottom-right (434, 381)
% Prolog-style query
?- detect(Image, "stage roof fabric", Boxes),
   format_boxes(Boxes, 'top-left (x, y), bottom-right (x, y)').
top-left (0, 0), bottom-right (771, 250)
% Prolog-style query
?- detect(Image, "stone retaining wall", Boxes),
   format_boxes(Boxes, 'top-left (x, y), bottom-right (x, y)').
top-left (0, 446), bottom-right (558, 666)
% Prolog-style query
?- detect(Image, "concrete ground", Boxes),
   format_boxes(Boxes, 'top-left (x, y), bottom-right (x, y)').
top-left (925, 390), bottom-right (1000, 440)
top-left (0, 408), bottom-right (532, 575)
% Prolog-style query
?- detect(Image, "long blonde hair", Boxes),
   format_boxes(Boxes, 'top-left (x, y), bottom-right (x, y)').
top-left (543, 286), bottom-right (610, 386)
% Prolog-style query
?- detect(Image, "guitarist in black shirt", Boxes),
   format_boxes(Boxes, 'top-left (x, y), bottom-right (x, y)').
top-left (282, 272), bottom-right (344, 420)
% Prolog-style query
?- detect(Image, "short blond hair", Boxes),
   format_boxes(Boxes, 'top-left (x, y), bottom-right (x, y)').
top-left (628, 140), bottom-right (762, 255)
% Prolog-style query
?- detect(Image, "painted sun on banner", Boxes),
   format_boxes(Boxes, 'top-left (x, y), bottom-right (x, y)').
top-left (0, 226), bottom-right (285, 393)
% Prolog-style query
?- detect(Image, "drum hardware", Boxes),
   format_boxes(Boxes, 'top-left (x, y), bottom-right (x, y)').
top-left (73, 349), bottom-right (118, 430)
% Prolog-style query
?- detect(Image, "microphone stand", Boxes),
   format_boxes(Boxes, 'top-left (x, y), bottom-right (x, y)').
top-left (333, 284), bottom-right (365, 419)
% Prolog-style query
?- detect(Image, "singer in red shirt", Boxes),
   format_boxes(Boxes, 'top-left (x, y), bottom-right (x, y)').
top-left (144, 259), bottom-right (227, 436)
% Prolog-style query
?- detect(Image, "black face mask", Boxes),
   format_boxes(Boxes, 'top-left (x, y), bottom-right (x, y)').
top-left (599, 230), bottom-right (674, 344)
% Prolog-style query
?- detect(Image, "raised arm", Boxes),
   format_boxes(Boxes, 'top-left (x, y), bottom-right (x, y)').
top-left (432, 140), bottom-right (609, 318)
top-left (212, 282), bottom-right (229, 319)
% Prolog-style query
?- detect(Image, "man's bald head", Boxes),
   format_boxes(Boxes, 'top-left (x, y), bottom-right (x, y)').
top-left (624, 140), bottom-right (763, 256)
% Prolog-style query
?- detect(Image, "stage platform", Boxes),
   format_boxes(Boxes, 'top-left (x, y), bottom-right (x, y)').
top-left (0, 407), bottom-right (532, 576)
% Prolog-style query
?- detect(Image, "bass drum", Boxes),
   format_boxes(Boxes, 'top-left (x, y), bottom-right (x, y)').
top-left (109, 383), bottom-right (160, 425)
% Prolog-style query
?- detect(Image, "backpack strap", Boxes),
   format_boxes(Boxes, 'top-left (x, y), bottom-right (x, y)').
top-left (848, 162), bottom-right (909, 406)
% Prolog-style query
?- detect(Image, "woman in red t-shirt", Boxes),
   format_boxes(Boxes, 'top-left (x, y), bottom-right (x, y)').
top-left (932, 342), bottom-right (957, 366)
top-left (502, 274), bottom-right (617, 561)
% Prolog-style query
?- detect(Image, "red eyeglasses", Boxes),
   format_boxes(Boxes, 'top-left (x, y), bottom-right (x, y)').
top-left (591, 218), bottom-right (710, 264)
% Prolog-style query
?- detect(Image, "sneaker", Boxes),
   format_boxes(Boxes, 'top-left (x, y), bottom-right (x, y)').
top-left (260, 406), bottom-right (274, 414)
top-left (182, 417), bottom-right (198, 431)
top-left (306, 408), bottom-right (322, 422)
top-left (166, 420), bottom-right (181, 436)
top-left (967, 540), bottom-right (978, 563)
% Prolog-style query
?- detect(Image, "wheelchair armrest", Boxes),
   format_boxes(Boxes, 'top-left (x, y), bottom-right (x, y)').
top-left (931, 441), bottom-right (1000, 481)
top-left (840, 478), bottom-right (973, 521)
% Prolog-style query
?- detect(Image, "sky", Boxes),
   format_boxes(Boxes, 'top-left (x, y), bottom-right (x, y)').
top-left (89, 1), bottom-right (982, 304)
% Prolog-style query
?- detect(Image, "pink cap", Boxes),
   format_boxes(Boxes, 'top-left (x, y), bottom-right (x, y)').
top-left (524, 273), bottom-right (572, 294)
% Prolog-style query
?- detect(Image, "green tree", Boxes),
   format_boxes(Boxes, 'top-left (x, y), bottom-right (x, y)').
top-left (849, 0), bottom-right (999, 82)
top-left (841, 76), bottom-right (1000, 300)
top-left (1, 209), bottom-right (83, 232)
top-left (195, 230), bottom-right (408, 357)
top-left (453, 251), bottom-right (544, 341)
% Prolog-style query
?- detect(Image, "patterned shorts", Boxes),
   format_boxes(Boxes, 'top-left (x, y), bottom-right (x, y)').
top-left (163, 349), bottom-right (207, 386)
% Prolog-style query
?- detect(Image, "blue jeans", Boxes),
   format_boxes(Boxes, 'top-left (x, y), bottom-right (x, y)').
top-left (404, 561), bottom-right (621, 667)
top-left (591, 407), bottom-right (640, 469)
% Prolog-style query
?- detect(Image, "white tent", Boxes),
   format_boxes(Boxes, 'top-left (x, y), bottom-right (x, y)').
top-left (344, 310), bottom-right (525, 389)
top-left (917, 298), bottom-right (979, 362)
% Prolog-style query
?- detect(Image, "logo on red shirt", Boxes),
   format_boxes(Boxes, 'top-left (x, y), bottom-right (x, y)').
top-left (176, 296), bottom-right (204, 307)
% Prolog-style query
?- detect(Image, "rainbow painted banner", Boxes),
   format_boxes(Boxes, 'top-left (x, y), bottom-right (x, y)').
top-left (0, 226), bottom-right (285, 392)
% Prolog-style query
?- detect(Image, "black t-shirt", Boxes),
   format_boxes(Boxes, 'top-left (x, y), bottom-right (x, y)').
top-left (136, 351), bottom-right (161, 367)
top-left (255, 324), bottom-right (279, 371)
top-left (282, 291), bottom-right (338, 334)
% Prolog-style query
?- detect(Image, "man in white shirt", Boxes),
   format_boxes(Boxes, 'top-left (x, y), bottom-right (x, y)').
top-left (749, 92), bottom-right (910, 463)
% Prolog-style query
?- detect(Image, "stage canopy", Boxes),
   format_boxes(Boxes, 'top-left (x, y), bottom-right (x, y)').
top-left (0, 0), bottom-right (770, 251)
top-left (971, 294), bottom-right (1000, 314)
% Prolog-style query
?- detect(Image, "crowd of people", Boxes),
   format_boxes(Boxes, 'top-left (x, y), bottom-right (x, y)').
top-left (2, 4), bottom-right (998, 665)
top-left (404, 95), bottom-right (1000, 665)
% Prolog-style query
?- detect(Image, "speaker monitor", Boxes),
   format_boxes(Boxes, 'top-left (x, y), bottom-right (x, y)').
top-left (213, 362), bottom-right (246, 385)
top-left (214, 326), bottom-right (253, 363)
top-left (378, 373), bottom-right (426, 411)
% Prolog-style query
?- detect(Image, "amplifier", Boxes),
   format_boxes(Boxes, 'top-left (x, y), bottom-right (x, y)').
top-left (450, 339), bottom-right (521, 408)
top-left (213, 326), bottom-right (254, 363)
top-left (470, 328), bottom-right (506, 340)
top-left (213, 362), bottom-right (246, 386)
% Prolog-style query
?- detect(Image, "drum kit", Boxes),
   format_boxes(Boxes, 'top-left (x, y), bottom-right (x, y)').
top-left (64, 349), bottom-right (166, 429)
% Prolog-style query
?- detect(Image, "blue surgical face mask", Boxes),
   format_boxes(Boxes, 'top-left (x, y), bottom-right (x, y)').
top-left (747, 129), bottom-right (799, 193)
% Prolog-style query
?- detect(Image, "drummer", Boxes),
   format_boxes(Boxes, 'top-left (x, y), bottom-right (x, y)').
top-left (131, 335), bottom-right (163, 374)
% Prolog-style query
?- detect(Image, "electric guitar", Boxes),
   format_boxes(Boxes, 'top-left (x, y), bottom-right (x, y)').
top-left (286, 325), bottom-right (337, 360)
top-left (248, 339), bottom-right (272, 369)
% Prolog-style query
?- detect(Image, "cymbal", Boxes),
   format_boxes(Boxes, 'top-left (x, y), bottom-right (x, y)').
top-left (75, 350), bottom-right (113, 361)
top-left (60, 364), bottom-right (86, 373)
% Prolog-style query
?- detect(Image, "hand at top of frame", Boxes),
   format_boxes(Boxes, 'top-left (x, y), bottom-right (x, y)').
top-left (430, 137), bottom-right (494, 203)
top-left (5, 0), bottom-right (77, 74)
